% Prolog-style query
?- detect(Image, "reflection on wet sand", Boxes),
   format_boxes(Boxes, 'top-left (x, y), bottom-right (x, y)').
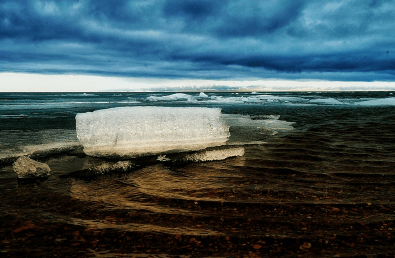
top-left (67, 154), bottom-right (249, 236)
top-left (70, 153), bottom-right (247, 214)
top-left (40, 210), bottom-right (224, 236)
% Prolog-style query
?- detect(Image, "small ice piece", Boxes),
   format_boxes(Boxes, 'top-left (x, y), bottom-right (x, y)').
top-left (76, 107), bottom-right (230, 158)
top-left (261, 115), bottom-right (281, 120)
top-left (157, 155), bottom-right (171, 161)
top-left (13, 156), bottom-right (51, 178)
top-left (146, 93), bottom-right (193, 102)
top-left (198, 92), bottom-right (208, 98)
top-left (309, 98), bottom-right (343, 105)
top-left (182, 147), bottom-right (245, 162)
top-left (82, 160), bottom-right (134, 175)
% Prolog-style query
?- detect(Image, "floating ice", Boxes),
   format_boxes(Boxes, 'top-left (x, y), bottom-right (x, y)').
top-left (76, 107), bottom-right (230, 158)
top-left (204, 94), bottom-right (305, 104)
top-left (223, 114), bottom-right (294, 131)
top-left (146, 93), bottom-right (194, 102)
top-left (144, 93), bottom-right (306, 105)
top-left (355, 97), bottom-right (395, 106)
top-left (198, 92), bottom-right (208, 98)
top-left (221, 114), bottom-right (295, 144)
top-left (309, 98), bottom-right (344, 105)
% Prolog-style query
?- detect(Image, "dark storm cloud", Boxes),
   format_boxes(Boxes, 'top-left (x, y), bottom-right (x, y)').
top-left (1, 0), bottom-right (395, 81)
top-left (161, 0), bottom-right (306, 37)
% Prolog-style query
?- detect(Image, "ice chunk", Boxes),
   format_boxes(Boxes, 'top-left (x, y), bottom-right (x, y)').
top-left (76, 107), bottom-right (230, 158)
top-left (13, 156), bottom-right (51, 178)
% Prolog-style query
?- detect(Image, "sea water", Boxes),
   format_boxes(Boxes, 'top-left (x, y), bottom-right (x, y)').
top-left (1, 91), bottom-right (395, 256)
top-left (3, 91), bottom-right (393, 161)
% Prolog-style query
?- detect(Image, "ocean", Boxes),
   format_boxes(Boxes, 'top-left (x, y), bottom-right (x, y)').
top-left (1, 91), bottom-right (395, 257)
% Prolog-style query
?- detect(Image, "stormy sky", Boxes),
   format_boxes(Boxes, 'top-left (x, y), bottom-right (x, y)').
top-left (1, 0), bottom-right (395, 91)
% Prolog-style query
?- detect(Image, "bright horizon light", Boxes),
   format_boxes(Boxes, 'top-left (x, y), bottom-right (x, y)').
top-left (1, 73), bottom-right (395, 92)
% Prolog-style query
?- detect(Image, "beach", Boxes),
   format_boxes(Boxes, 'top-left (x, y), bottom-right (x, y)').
top-left (1, 92), bottom-right (395, 257)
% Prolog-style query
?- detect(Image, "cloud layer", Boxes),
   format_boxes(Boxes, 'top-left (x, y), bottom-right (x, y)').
top-left (1, 0), bottom-right (394, 81)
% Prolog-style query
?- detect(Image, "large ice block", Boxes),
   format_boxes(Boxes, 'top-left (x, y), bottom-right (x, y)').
top-left (76, 107), bottom-right (230, 158)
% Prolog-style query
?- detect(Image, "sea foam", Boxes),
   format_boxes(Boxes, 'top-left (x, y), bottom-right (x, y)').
top-left (76, 107), bottom-right (230, 158)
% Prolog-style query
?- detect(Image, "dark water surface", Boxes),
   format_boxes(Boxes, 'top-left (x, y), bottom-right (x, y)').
top-left (1, 92), bottom-right (395, 257)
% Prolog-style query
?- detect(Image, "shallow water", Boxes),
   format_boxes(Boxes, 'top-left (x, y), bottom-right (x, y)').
top-left (1, 93), bottom-right (395, 257)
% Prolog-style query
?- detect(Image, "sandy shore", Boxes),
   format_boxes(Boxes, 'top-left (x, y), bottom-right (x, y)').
top-left (1, 140), bottom-right (395, 257)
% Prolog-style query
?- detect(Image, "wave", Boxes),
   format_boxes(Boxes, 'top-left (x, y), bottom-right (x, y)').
top-left (0, 114), bottom-right (28, 118)
top-left (0, 102), bottom-right (112, 111)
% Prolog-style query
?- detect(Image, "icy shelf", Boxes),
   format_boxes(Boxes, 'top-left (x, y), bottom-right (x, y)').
top-left (76, 107), bottom-right (230, 158)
